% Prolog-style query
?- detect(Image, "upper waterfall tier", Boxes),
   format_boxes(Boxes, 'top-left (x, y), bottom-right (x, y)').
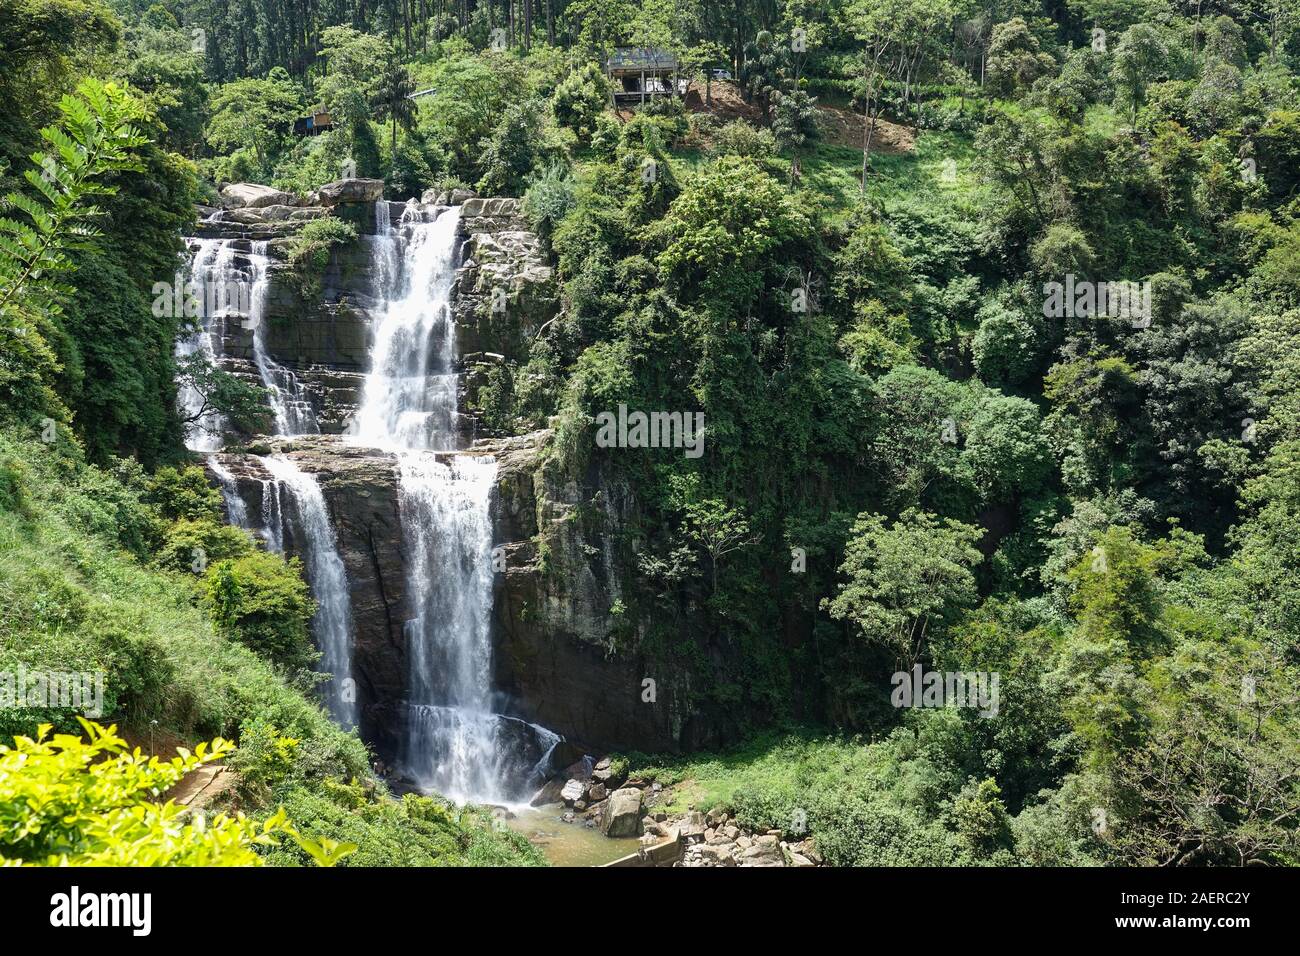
top-left (350, 203), bottom-right (463, 452)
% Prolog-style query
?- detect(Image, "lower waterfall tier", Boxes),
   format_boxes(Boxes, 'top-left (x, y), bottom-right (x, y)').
top-left (206, 432), bottom-right (686, 771)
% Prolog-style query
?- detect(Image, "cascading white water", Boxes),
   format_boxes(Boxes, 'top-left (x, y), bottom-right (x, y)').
top-left (211, 451), bottom-right (356, 725)
top-left (353, 201), bottom-right (557, 803)
top-left (248, 241), bottom-right (320, 437)
top-left (177, 240), bottom-right (235, 451)
top-left (262, 455), bottom-right (357, 728)
top-left (207, 455), bottom-right (249, 527)
top-left (353, 201), bottom-right (461, 452)
top-left (182, 236), bottom-right (356, 730)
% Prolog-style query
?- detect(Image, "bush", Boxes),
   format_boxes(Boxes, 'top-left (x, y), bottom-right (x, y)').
top-left (522, 162), bottom-right (577, 238)
top-left (145, 466), bottom-right (224, 522)
top-left (0, 720), bottom-right (296, 866)
top-left (550, 63), bottom-right (610, 145)
top-left (203, 551), bottom-right (318, 673)
top-left (155, 518), bottom-right (255, 574)
top-left (285, 216), bottom-right (358, 297)
top-left (710, 119), bottom-right (777, 158)
top-left (262, 784), bottom-right (546, 867)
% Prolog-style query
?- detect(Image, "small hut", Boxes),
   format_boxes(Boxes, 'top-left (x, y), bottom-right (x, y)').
top-left (293, 111), bottom-right (334, 137)
top-left (606, 47), bottom-right (681, 106)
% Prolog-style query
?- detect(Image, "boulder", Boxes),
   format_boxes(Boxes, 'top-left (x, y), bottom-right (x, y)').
top-left (678, 810), bottom-right (706, 840)
top-left (791, 839), bottom-right (823, 865)
top-left (223, 205), bottom-right (328, 226)
top-left (221, 182), bottom-right (298, 209)
top-left (449, 187), bottom-right (476, 206)
top-left (586, 782), bottom-right (607, 802)
top-left (691, 844), bottom-right (737, 867)
top-left (601, 787), bottom-right (644, 838)
top-left (529, 777), bottom-right (566, 807)
top-left (738, 840), bottom-right (786, 867)
top-left (561, 759), bottom-right (592, 783)
top-left (560, 778), bottom-right (585, 806)
top-left (314, 178), bottom-right (386, 205)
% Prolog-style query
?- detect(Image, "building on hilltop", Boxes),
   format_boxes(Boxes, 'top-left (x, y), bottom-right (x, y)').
top-left (606, 47), bottom-right (685, 105)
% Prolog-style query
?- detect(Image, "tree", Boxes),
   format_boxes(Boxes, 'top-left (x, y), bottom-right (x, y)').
top-left (205, 70), bottom-right (303, 174)
top-left (0, 78), bottom-right (147, 427)
top-left (824, 508), bottom-right (983, 668)
top-left (1110, 23), bottom-right (1169, 122)
top-left (849, 0), bottom-right (949, 188)
top-left (173, 352), bottom-right (272, 434)
top-left (318, 26), bottom-right (389, 128)
top-left (204, 551), bottom-right (318, 673)
top-left (985, 17), bottom-right (1056, 98)
top-left (374, 58), bottom-right (417, 156)
top-left (671, 473), bottom-right (760, 593)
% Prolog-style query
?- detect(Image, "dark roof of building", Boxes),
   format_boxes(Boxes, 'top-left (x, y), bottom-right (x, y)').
top-left (607, 47), bottom-right (678, 71)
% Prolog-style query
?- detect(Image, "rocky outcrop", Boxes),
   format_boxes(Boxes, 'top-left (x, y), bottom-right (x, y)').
top-left (222, 204), bottom-right (329, 226)
top-left (601, 787), bottom-right (644, 837)
top-left (221, 183), bottom-right (298, 209)
top-left (485, 430), bottom-right (690, 753)
top-left (312, 178), bottom-right (386, 206)
top-left (453, 197), bottom-right (558, 392)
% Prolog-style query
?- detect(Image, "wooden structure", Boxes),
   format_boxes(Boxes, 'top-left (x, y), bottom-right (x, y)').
top-left (606, 47), bottom-right (681, 105)
top-left (292, 111), bottom-right (334, 136)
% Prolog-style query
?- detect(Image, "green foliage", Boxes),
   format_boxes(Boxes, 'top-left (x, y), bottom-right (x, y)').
top-left (145, 465), bottom-right (224, 522)
top-left (175, 351), bottom-right (272, 436)
top-left (284, 215), bottom-right (358, 297)
top-left (0, 78), bottom-right (148, 428)
top-left (522, 163), bottom-right (577, 239)
top-left (477, 98), bottom-right (552, 195)
top-left (205, 70), bottom-right (303, 177)
top-left (203, 550), bottom-right (318, 673)
top-left (710, 120), bottom-right (778, 159)
top-left (824, 508), bottom-right (983, 667)
top-left (263, 784), bottom-right (546, 867)
top-left (550, 63), bottom-right (610, 145)
top-left (0, 719), bottom-right (294, 865)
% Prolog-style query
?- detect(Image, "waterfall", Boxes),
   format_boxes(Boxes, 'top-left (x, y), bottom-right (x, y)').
top-left (353, 202), bottom-right (461, 452)
top-left (207, 455), bottom-right (248, 527)
top-left (183, 234), bottom-right (355, 730)
top-left (210, 452), bottom-right (356, 728)
top-left (248, 240), bottom-right (320, 437)
top-left (177, 240), bottom-right (234, 451)
top-left (353, 201), bottom-right (558, 803)
top-left (262, 455), bottom-right (357, 728)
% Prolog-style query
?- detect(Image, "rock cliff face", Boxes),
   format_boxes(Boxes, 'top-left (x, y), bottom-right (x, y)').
top-left (486, 434), bottom-right (686, 753)
top-left (198, 183), bottom-right (686, 760)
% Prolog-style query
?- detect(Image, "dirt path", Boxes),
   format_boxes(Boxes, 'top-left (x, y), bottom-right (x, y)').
top-left (166, 764), bottom-right (237, 810)
top-left (672, 80), bottom-right (915, 155)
